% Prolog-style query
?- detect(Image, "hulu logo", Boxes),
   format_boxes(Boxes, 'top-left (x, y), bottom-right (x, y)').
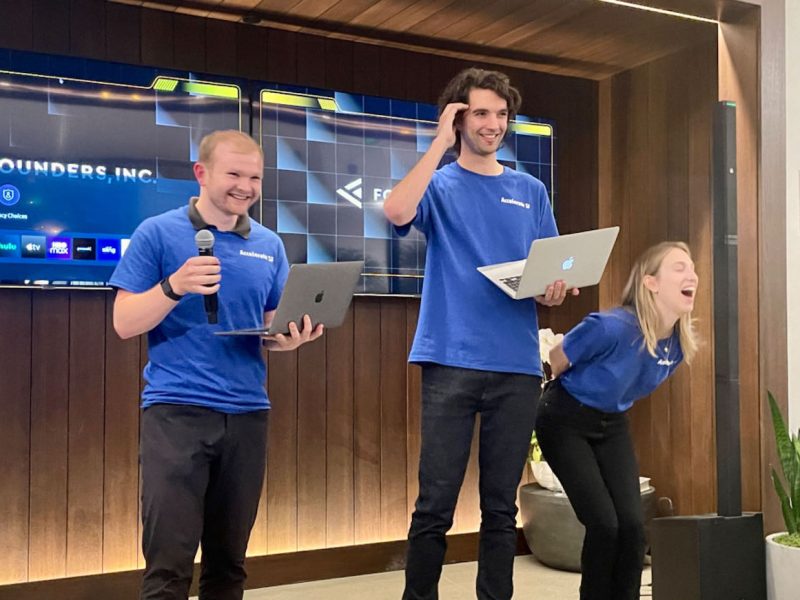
top-left (0, 241), bottom-right (17, 251)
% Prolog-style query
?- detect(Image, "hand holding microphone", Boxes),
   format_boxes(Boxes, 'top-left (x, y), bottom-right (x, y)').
top-left (195, 229), bottom-right (219, 324)
top-left (164, 230), bottom-right (221, 323)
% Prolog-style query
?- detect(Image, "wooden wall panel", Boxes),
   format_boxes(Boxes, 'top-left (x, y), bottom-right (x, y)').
top-left (66, 293), bottom-right (106, 576)
top-left (379, 300), bottom-right (408, 541)
top-left (296, 336), bottom-right (328, 550)
top-left (405, 301), bottom-right (421, 521)
top-left (295, 32), bottom-right (326, 89)
top-left (353, 299), bottom-right (382, 544)
top-left (601, 39), bottom-right (720, 515)
top-left (173, 13), bottom-right (207, 73)
top-left (105, 3), bottom-right (140, 65)
top-left (718, 11), bottom-right (762, 515)
top-left (235, 22), bottom-right (268, 81)
top-left (205, 19), bottom-right (237, 76)
top-left (265, 350), bottom-right (298, 554)
top-left (0, 0), bottom-right (33, 51)
top-left (0, 290), bottom-right (32, 585)
top-left (325, 308), bottom-right (355, 547)
top-left (686, 42), bottom-right (717, 515)
top-left (28, 293), bottom-right (70, 581)
top-left (32, 0), bottom-right (70, 55)
top-left (102, 295), bottom-right (141, 573)
top-left (69, 0), bottom-right (106, 60)
top-left (141, 8), bottom-right (174, 68)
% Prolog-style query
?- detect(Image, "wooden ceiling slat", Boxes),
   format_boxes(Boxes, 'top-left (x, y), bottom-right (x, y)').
top-left (344, 0), bottom-right (418, 28)
top-left (311, 0), bottom-right (389, 24)
top-left (371, 0), bottom-right (462, 32)
top-left (399, 0), bottom-right (494, 38)
top-left (431, 0), bottom-right (562, 41)
top-left (288, 0), bottom-right (349, 20)
top-left (103, 0), bottom-right (755, 80)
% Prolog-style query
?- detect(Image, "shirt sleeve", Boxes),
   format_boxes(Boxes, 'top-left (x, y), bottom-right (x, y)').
top-left (562, 313), bottom-right (613, 367)
top-left (393, 182), bottom-right (433, 238)
top-left (108, 221), bottom-right (162, 293)
top-left (265, 238), bottom-right (289, 312)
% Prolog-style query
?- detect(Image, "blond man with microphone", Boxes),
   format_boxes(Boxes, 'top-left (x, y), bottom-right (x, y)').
top-left (111, 130), bottom-right (322, 600)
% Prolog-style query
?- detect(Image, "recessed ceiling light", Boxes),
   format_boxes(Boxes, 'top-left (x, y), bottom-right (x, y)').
top-left (598, 0), bottom-right (718, 24)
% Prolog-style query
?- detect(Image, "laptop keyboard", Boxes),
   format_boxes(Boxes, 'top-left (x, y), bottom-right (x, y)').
top-left (500, 276), bottom-right (522, 291)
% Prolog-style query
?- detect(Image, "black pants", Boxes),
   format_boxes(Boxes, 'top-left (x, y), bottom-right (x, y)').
top-left (535, 380), bottom-right (645, 600)
top-left (139, 404), bottom-right (269, 600)
top-left (404, 364), bottom-right (541, 600)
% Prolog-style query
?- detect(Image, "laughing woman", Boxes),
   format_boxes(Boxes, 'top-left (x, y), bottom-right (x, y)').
top-left (534, 241), bottom-right (699, 600)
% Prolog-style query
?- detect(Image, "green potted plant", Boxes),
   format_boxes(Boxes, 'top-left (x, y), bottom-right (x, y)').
top-left (766, 391), bottom-right (800, 600)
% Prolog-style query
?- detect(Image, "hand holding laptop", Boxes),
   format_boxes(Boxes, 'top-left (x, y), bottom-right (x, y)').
top-left (261, 314), bottom-right (324, 351)
top-left (535, 279), bottom-right (581, 307)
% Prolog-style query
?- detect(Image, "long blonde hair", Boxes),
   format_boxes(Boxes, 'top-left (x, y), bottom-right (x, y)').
top-left (620, 241), bottom-right (698, 364)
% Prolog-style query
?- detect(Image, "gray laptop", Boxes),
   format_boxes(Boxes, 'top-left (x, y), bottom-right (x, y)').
top-left (215, 261), bottom-right (363, 336)
top-left (477, 226), bottom-right (619, 299)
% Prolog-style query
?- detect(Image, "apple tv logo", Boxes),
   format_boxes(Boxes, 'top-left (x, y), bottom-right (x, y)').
top-left (561, 257), bottom-right (575, 271)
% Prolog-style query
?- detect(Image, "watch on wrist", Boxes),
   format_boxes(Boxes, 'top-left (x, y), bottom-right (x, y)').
top-left (160, 276), bottom-right (184, 301)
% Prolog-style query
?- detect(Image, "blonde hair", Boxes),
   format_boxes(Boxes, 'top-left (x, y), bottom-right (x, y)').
top-left (198, 130), bottom-right (262, 166)
top-left (620, 241), bottom-right (699, 364)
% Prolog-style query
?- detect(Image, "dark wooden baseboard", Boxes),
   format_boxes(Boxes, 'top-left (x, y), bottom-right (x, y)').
top-left (0, 530), bottom-right (530, 600)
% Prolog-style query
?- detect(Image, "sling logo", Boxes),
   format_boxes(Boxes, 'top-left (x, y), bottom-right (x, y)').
top-left (336, 178), bottom-right (363, 209)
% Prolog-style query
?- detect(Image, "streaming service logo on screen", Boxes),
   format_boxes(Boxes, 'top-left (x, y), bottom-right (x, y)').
top-left (21, 235), bottom-right (46, 258)
top-left (0, 233), bottom-right (20, 257)
top-left (73, 238), bottom-right (97, 260)
top-left (98, 239), bottom-right (121, 261)
top-left (46, 236), bottom-right (72, 260)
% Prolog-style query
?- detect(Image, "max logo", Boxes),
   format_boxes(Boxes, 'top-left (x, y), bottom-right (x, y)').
top-left (314, 291), bottom-right (325, 303)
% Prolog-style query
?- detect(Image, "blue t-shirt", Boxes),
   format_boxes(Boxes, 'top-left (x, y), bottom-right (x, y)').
top-left (109, 205), bottom-right (288, 413)
top-left (396, 161), bottom-right (558, 376)
top-left (559, 307), bottom-right (683, 413)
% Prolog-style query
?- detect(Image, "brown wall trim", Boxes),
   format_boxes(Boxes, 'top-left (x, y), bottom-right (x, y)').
top-left (0, 531), bottom-right (530, 600)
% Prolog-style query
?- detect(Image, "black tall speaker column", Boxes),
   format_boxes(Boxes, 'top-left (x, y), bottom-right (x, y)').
top-left (649, 101), bottom-right (766, 600)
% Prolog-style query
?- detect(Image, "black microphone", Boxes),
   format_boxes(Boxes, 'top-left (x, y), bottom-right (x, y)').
top-left (194, 229), bottom-right (218, 324)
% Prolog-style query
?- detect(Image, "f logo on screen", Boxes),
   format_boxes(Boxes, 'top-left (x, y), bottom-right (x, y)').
top-left (561, 257), bottom-right (575, 271)
top-left (314, 291), bottom-right (325, 303)
top-left (0, 184), bottom-right (20, 207)
top-left (336, 178), bottom-right (363, 209)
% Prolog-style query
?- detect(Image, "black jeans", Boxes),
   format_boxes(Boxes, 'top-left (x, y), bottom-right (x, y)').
top-left (139, 404), bottom-right (269, 600)
top-left (535, 380), bottom-right (645, 600)
top-left (404, 364), bottom-right (541, 600)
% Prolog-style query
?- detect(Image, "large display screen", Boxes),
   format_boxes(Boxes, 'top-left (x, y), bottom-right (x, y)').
top-left (0, 51), bottom-right (243, 288)
top-left (0, 50), bottom-right (556, 295)
top-left (256, 85), bottom-right (556, 294)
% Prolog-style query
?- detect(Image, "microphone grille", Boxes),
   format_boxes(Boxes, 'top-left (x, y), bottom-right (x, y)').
top-left (195, 229), bottom-right (215, 250)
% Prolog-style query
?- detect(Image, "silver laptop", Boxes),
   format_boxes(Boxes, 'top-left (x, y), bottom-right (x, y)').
top-left (477, 226), bottom-right (619, 299)
top-left (215, 261), bottom-right (363, 336)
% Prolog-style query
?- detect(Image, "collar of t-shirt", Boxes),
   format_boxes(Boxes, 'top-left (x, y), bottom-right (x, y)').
top-left (187, 196), bottom-right (251, 239)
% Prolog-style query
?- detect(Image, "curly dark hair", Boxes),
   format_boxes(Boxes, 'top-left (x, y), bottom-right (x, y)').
top-left (437, 68), bottom-right (522, 155)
